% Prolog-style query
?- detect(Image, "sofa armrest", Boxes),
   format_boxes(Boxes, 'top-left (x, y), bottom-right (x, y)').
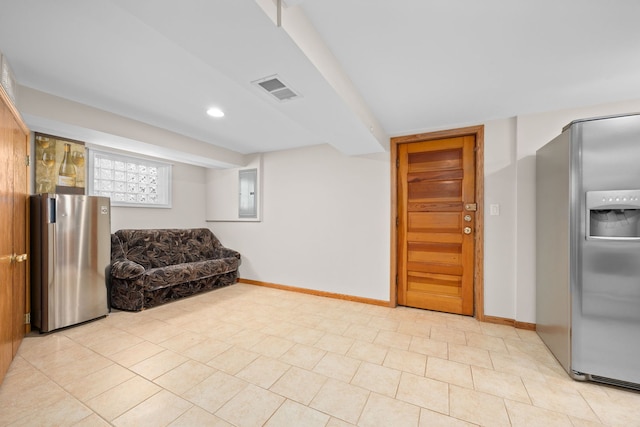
top-left (214, 247), bottom-right (241, 260)
top-left (111, 259), bottom-right (145, 279)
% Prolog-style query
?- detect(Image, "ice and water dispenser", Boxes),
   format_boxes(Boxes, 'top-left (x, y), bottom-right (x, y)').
top-left (587, 190), bottom-right (640, 240)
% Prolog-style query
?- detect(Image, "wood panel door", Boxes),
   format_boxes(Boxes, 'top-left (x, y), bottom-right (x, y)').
top-left (0, 100), bottom-right (15, 382)
top-left (396, 135), bottom-right (476, 315)
top-left (11, 107), bottom-right (28, 357)
top-left (0, 87), bottom-right (29, 384)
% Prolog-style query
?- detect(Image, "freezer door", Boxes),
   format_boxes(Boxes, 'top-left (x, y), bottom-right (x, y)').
top-left (48, 194), bottom-right (110, 331)
top-left (573, 115), bottom-right (640, 386)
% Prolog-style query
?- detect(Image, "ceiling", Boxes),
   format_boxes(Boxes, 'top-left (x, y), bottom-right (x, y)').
top-left (1, 0), bottom-right (639, 165)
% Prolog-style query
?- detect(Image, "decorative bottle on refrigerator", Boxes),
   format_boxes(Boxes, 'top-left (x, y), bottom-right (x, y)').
top-left (57, 143), bottom-right (77, 187)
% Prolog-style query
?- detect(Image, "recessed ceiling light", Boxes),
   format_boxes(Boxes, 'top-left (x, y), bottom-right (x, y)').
top-left (206, 107), bottom-right (225, 118)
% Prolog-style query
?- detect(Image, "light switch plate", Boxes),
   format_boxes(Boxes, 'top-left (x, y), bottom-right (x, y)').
top-left (490, 204), bottom-right (500, 216)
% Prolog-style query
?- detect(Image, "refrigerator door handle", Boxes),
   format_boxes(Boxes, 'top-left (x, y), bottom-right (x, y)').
top-left (47, 197), bottom-right (56, 223)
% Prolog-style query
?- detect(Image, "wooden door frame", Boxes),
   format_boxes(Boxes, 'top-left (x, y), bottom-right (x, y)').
top-left (390, 125), bottom-right (485, 321)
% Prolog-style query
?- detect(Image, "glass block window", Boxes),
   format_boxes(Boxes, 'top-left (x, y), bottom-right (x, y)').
top-left (88, 149), bottom-right (172, 208)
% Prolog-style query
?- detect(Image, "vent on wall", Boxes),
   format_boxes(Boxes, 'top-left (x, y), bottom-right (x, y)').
top-left (252, 75), bottom-right (301, 102)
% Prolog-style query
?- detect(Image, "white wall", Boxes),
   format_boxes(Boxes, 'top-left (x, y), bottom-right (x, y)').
top-left (110, 161), bottom-right (208, 232)
top-left (207, 144), bottom-right (391, 301)
top-left (206, 154), bottom-right (263, 221)
top-left (483, 98), bottom-right (640, 323)
top-left (483, 117), bottom-right (518, 319)
top-left (513, 99), bottom-right (640, 323)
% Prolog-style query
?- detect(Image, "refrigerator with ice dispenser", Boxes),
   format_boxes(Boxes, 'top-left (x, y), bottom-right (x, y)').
top-left (536, 113), bottom-right (640, 390)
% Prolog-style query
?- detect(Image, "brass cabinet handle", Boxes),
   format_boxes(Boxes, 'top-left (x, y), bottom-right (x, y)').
top-left (15, 253), bottom-right (28, 263)
top-left (463, 227), bottom-right (472, 235)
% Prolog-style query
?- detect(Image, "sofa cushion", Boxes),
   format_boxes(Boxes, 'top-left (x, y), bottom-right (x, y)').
top-left (142, 258), bottom-right (240, 291)
top-left (115, 228), bottom-right (224, 269)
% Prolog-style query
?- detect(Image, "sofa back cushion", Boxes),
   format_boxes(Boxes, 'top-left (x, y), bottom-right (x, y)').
top-left (114, 228), bottom-right (221, 269)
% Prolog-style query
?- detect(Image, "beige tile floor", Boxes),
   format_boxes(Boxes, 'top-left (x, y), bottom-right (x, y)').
top-left (2, 283), bottom-right (640, 426)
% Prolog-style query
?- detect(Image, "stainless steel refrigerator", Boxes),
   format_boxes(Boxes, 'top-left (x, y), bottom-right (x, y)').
top-left (536, 113), bottom-right (640, 390)
top-left (30, 194), bottom-right (111, 332)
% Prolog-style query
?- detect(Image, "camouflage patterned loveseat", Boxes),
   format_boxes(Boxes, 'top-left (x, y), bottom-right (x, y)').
top-left (109, 228), bottom-right (240, 311)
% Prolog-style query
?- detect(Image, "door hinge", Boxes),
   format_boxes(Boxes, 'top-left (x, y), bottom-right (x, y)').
top-left (24, 312), bottom-right (30, 324)
top-left (395, 275), bottom-right (398, 285)
top-left (396, 217), bottom-right (399, 227)
top-left (396, 158), bottom-right (399, 168)
top-left (25, 155), bottom-right (30, 166)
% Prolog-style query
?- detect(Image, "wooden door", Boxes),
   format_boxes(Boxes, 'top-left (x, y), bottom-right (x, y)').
top-left (397, 135), bottom-right (476, 315)
top-left (12, 107), bottom-right (28, 356)
top-left (0, 87), bottom-right (29, 383)
top-left (0, 102), bottom-right (15, 381)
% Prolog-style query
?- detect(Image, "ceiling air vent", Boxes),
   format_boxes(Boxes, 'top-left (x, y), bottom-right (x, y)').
top-left (252, 75), bottom-right (301, 102)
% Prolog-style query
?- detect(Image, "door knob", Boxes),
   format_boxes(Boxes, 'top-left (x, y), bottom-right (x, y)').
top-left (464, 215), bottom-right (472, 222)
top-left (463, 227), bottom-right (472, 235)
top-left (8, 253), bottom-right (28, 263)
